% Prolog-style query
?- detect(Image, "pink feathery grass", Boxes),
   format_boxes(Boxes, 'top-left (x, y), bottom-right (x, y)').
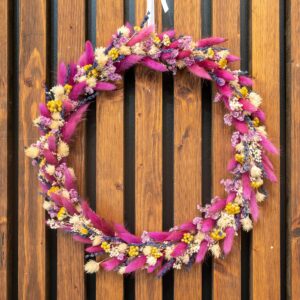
top-left (61, 196), bottom-right (77, 215)
top-left (67, 63), bottom-right (77, 85)
top-left (64, 167), bottom-right (76, 190)
top-left (39, 182), bottom-right (49, 193)
top-left (201, 218), bottom-right (215, 232)
top-left (62, 103), bottom-right (89, 142)
top-left (208, 198), bottom-right (226, 214)
top-left (169, 40), bottom-right (179, 49)
top-left (127, 25), bottom-right (154, 46)
top-left (239, 75), bottom-right (253, 86)
top-left (188, 64), bottom-right (212, 80)
top-left (197, 37), bottom-right (227, 47)
top-left (253, 109), bottom-right (266, 122)
top-left (226, 54), bottom-right (240, 62)
top-left (242, 172), bottom-right (252, 200)
top-left (101, 258), bottom-right (124, 271)
top-left (226, 192), bottom-right (236, 203)
top-left (116, 54), bottom-right (143, 72)
top-left (69, 81), bottom-right (87, 100)
top-left (148, 231), bottom-right (170, 242)
top-left (233, 119), bottom-right (248, 134)
top-left (196, 241), bottom-right (208, 263)
top-left (147, 257), bottom-right (163, 273)
top-left (62, 99), bottom-right (74, 114)
top-left (73, 235), bottom-right (92, 244)
top-left (85, 245), bottom-right (103, 253)
top-left (39, 103), bottom-right (50, 118)
top-left (240, 99), bottom-right (257, 113)
top-left (171, 242), bottom-right (187, 257)
top-left (262, 154), bottom-right (274, 171)
top-left (57, 62), bottom-right (67, 85)
top-left (125, 255), bottom-right (147, 273)
top-left (197, 59), bottom-right (219, 70)
top-left (47, 135), bottom-right (56, 152)
top-left (177, 50), bottom-right (192, 59)
top-left (227, 157), bottom-right (238, 171)
top-left (43, 149), bottom-right (57, 165)
top-left (115, 223), bottom-right (142, 244)
top-left (260, 135), bottom-right (279, 155)
top-left (263, 160), bottom-right (277, 182)
top-left (223, 227), bottom-right (235, 255)
top-left (180, 221), bottom-right (196, 231)
top-left (81, 201), bottom-right (114, 236)
top-left (94, 82), bottom-right (116, 91)
top-left (49, 193), bottom-right (63, 206)
top-left (141, 57), bottom-right (168, 72)
top-left (158, 29), bottom-right (175, 40)
top-left (166, 230), bottom-right (184, 242)
top-left (217, 84), bottom-right (232, 98)
top-left (250, 191), bottom-right (259, 222)
top-left (214, 69), bottom-right (235, 81)
top-left (78, 41), bottom-right (94, 66)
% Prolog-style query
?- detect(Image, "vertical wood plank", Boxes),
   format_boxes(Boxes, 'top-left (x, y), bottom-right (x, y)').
top-left (174, 1), bottom-right (202, 299)
top-left (0, 1), bottom-right (8, 299)
top-left (251, 1), bottom-right (281, 299)
top-left (57, 1), bottom-right (86, 299)
top-left (95, 1), bottom-right (124, 299)
top-left (212, 1), bottom-right (241, 299)
top-left (289, 0), bottom-right (300, 298)
top-left (135, 2), bottom-right (163, 299)
top-left (18, 0), bottom-right (46, 299)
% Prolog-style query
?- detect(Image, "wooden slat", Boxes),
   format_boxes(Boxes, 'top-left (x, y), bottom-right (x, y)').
top-left (289, 0), bottom-right (300, 298)
top-left (0, 1), bottom-right (8, 299)
top-left (135, 2), bottom-right (163, 299)
top-left (57, 1), bottom-right (86, 299)
top-left (251, 1), bottom-right (280, 299)
top-left (18, 0), bottom-right (46, 299)
top-left (212, 1), bottom-right (241, 299)
top-left (174, 1), bottom-right (202, 299)
top-left (95, 1), bottom-right (124, 299)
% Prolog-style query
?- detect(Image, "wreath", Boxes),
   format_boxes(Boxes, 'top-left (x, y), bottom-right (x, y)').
top-left (25, 15), bottom-right (278, 276)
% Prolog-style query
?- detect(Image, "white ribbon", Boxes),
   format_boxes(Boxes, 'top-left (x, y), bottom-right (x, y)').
top-left (147, 0), bottom-right (169, 25)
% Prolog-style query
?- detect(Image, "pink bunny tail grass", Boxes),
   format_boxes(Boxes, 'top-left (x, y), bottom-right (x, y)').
top-left (43, 149), bottom-right (58, 165)
top-left (227, 157), bottom-right (238, 171)
top-left (116, 54), bottom-right (143, 72)
top-left (208, 198), bottom-right (226, 214)
top-left (49, 193), bottom-right (63, 206)
top-left (67, 63), bottom-right (77, 85)
top-left (61, 196), bottom-right (77, 215)
top-left (263, 160), bottom-right (277, 182)
top-left (115, 224), bottom-right (142, 244)
top-left (171, 242), bottom-right (187, 258)
top-left (226, 54), bottom-right (240, 62)
top-left (262, 154), bottom-right (275, 171)
top-left (201, 218), bottom-right (215, 232)
top-left (57, 62), bottom-right (67, 85)
top-left (81, 201), bottom-right (114, 235)
top-left (238, 75), bottom-right (253, 86)
top-left (253, 109), bottom-right (266, 122)
top-left (85, 245), bottom-right (103, 253)
top-left (39, 182), bottom-right (49, 193)
top-left (69, 81), bottom-right (87, 100)
top-left (73, 235), bottom-right (92, 244)
top-left (63, 99), bottom-right (74, 114)
top-left (94, 82), bottom-right (116, 91)
top-left (148, 231), bottom-right (170, 242)
top-left (180, 221), bottom-right (196, 231)
top-left (217, 84), bottom-right (232, 98)
top-left (240, 99), bottom-right (258, 113)
top-left (47, 135), bottom-right (56, 152)
top-left (198, 59), bottom-right (219, 70)
top-left (214, 69), bottom-right (235, 81)
top-left (226, 192), bottom-right (236, 203)
top-left (141, 57), bottom-right (168, 72)
top-left (101, 258), bottom-right (124, 271)
top-left (39, 103), bottom-right (51, 118)
top-left (64, 167), bottom-right (76, 190)
top-left (125, 256), bottom-right (147, 273)
top-left (197, 36), bottom-right (227, 47)
top-left (196, 241), bottom-right (209, 263)
top-left (147, 257), bottom-right (163, 273)
top-left (233, 119), bottom-right (248, 134)
top-left (166, 230), bottom-right (184, 242)
top-left (223, 227), bottom-right (235, 255)
top-left (242, 172), bottom-right (252, 200)
top-left (78, 40), bottom-right (94, 66)
top-left (250, 191), bottom-right (259, 222)
top-left (177, 50), bottom-right (192, 59)
top-left (260, 135), bottom-right (279, 155)
top-left (188, 64), bottom-right (212, 80)
top-left (62, 103), bottom-right (89, 142)
top-left (157, 29), bottom-right (175, 40)
top-left (127, 25), bottom-right (154, 46)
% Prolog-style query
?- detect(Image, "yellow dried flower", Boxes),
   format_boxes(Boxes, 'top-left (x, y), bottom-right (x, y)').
top-left (134, 26), bottom-right (141, 32)
top-left (251, 180), bottom-right (264, 189)
top-left (207, 47), bottom-right (214, 58)
top-left (47, 186), bottom-right (60, 196)
top-left (47, 99), bottom-right (63, 113)
top-left (210, 229), bottom-right (226, 241)
top-left (108, 47), bottom-right (119, 60)
top-left (57, 207), bottom-right (67, 221)
top-left (162, 34), bottom-right (170, 46)
top-left (153, 35), bottom-right (161, 44)
top-left (64, 84), bottom-right (73, 95)
top-left (128, 245), bottom-right (139, 257)
top-left (150, 247), bottom-right (162, 258)
top-left (252, 117), bottom-right (260, 127)
top-left (80, 227), bottom-right (89, 235)
top-left (239, 86), bottom-right (248, 98)
top-left (101, 241), bottom-right (111, 253)
top-left (218, 58), bottom-right (228, 69)
top-left (83, 64), bottom-right (92, 72)
top-left (235, 153), bottom-right (245, 164)
top-left (225, 202), bottom-right (241, 215)
top-left (181, 232), bottom-right (194, 244)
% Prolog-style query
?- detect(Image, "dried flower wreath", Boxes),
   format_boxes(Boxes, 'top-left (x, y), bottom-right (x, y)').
top-left (26, 16), bottom-right (278, 276)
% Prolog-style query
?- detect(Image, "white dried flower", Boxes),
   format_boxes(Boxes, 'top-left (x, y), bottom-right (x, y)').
top-left (131, 43), bottom-right (145, 55)
top-left (92, 235), bottom-right (102, 246)
top-left (51, 112), bottom-right (62, 120)
top-left (119, 45), bottom-right (131, 56)
top-left (84, 260), bottom-right (100, 273)
top-left (217, 212), bottom-right (236, 230)
top-left (256, 126), bottom-right (267, 137)
top-left (256, 191), bottom-right (266, 202)
top-left (182, 254), bottom-right (190, 264)
top-left (235, 142), bottom-right (244, 152)
top-left (146, 256), bottom-right (157, 266)
top-left (165, 246), bottom-right (174, 260)
top-left (194, 232), bottom-right (205, 243)
top-left (25, 146), bottom-right (40, 158)
top-left (57, 141), bottom-right (69, 157)
top-left (241, 216), bottom-right (253, 232)
top-left (86, 77), bottom-right (97, 88)
top-left (142, 246), bottom-right (152, 256)
top-left (118, 243), bottom-right (128, 252)
top-left (42, 200), bottom-right (53, 210)
top-left (210, 243), bottom-right (221, 258)
top-left (45, 164), bottom-right (55, 175)
top-left (148, 45), bottom-right (159, 56)
top-left (250, 165), bottom-right (262, 178)
top-left (50, 85), bottom-right (65, 100)
top-left (118, 266), bottom-right (126, 275)
top-left (248, 92), bottom-right (262, 108)
top-left (117, 25), bottom-right (130, 37)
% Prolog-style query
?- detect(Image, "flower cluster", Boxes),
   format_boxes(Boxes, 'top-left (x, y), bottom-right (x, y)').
top-left (25, 18), bottom-right (278, 276)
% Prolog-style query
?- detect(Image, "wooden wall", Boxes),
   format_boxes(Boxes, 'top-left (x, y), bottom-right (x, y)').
top-left (0, 0), bottom-right (297, 299)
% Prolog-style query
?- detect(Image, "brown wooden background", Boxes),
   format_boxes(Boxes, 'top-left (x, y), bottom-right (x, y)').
top-left (0, 0), bottom-right (298, 299)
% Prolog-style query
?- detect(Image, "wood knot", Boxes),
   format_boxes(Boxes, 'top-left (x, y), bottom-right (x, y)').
top-left (24, 77), bottom-right (33, 87)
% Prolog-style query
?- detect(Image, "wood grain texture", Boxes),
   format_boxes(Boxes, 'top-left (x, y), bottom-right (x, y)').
top-left (174, 1), bottom-right (202, 299)
top-left (0, 1), bottom-right (8, 299)
top-left (212, 1), bottom-right (241, 299)
top-left (18, 0), bottom-right (46, 299)
top-left (251, 1), bottom-right (281, 299)
top-left (135, 1), bottom-right (163, 299)
top-left (96, 1), bottom-right (124, 299)
top-left (289, 0), bottom-right (300, 298)
top-left (57, 1), bottom-right (86, 299)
